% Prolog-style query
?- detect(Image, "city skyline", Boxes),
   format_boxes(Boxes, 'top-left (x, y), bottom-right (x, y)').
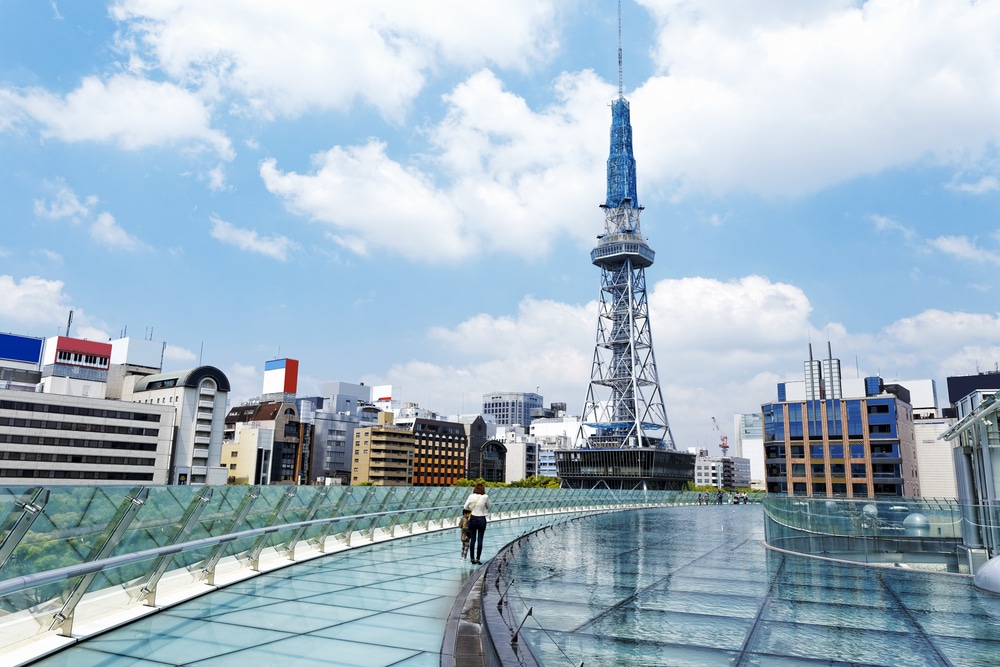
top-left (2, 2), bottom-right (1000, 453)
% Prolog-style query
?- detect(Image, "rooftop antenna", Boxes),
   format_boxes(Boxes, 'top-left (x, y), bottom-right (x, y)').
top-left (617, 0), bottom-right (624, 98)
top-left (65, 310), bottom-right (73, 338)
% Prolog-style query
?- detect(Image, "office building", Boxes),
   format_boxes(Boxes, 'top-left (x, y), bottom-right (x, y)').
top-left (764, 348), bottom-right (918, 498)
top-left (127, 366), bottom-right (231, 485)
top-left (394, 413), bottom-right (467, 486)
top-left (734, 412), bottom-right (765, 489)
top-left (482, 391), bottom-right (543, 427)
top-left (0, 387), bottom-right (175, 484)
top-left (456, 414), bottom-right (502, 482)
top-left (694, 455), bottom-right (751, 489)
top-left (939, 371), bottom-right (1000, 553)
top-left (40, 336), bottom-right (112, 398)
top-left (494, 424), bottom-right (539, 483)
top-left (0, 332), bottom-right (176, 484)
top-left (297, 382), bottom-right (380, 485)
top-left (223, 400), bottom-right (302, 485)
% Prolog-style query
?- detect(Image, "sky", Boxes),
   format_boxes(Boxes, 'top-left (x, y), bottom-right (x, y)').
top-left (2, 0), bottom-right (1000, 454)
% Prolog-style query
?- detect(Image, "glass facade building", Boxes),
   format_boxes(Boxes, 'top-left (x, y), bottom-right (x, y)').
top-left (763, 390), bottom-right (918, 497)
top-left (554, 448), bottom-right (695, 490)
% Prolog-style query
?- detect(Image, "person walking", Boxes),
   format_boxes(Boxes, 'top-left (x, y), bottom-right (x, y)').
top-left (458, 509), bottom-right (472, 561)
top-left (464, 483), bottom-right (492, 565)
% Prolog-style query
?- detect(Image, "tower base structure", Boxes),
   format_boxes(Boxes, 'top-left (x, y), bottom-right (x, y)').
top-left (554, 447), bottom-right (695, 490)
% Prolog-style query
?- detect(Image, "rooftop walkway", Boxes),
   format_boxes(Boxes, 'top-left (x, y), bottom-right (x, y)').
top-left (22, 512), bottom-right (577, 667)
top-left (10, 499), bottom-right (1000, 666)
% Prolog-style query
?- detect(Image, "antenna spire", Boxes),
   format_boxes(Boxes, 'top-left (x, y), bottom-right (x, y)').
top-left (617, 0), bottom-right (624, 97)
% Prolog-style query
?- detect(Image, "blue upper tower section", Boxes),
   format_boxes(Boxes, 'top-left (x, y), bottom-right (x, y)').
top-left (605, 97), bottom-right (638, 209)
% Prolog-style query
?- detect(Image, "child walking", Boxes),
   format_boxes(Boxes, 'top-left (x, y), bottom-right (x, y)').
top-left (459, 509), bottom-right (471, 560)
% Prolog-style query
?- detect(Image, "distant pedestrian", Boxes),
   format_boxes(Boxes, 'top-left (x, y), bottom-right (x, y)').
top-left (716, 490), bottom-right (723, 505)
top-left (458, 509), bottom-right (472, 560)
top-left (464, 483), bottom-right (492, 565)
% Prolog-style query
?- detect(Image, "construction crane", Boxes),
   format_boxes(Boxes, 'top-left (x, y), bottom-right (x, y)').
top-left (711, 417), bottom-right (730, 456)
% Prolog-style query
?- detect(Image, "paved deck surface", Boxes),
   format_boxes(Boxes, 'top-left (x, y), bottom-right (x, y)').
top-left (29, 514), bottom-right (561, 667)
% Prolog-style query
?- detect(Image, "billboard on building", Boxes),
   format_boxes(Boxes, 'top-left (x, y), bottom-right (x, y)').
top-left (263, 358), bottom-right (298, 395)
top-left (0, 333), bottom-right (44, 365)
top-left (110, 337), bottom-right (165, 370)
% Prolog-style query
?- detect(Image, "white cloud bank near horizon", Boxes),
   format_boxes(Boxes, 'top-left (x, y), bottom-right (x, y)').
top-left (1, 267), bottom-right (996, 447)
top-left (368, 274), bottom-right (1000, 447)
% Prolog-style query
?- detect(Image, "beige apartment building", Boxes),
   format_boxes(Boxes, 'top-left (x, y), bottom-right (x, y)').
top-left (351, 413), bottom-right (414, 486)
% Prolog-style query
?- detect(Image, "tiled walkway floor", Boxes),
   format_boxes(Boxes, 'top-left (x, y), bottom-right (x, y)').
top-left (31, 515), bottom-right (560, 667)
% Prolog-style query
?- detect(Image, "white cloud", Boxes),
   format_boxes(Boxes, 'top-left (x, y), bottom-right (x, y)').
top-left (163, 344), bottom-right (197, 363)
top-left (225, 362), bottom-right (262, 404)
top-left (947, 175), bottom-right (1000, 194)
top-left (209, 215), bottom-right (297, 261)
top-left (261, 141), bottom-right (471, 261)
top-left (36, 249), bottom-right (63, 262)
top-left (73, 324), bottom-right (112, 342)
top-left (6, 74), bottom-right (232, 158)
top-left (34, 181), bottom-right (147, 252)
top-left (204, 164), bottom-right (227, 191)
top-left (33, 180), bottom-right (96, 221)
top-left (0, 275), bottom-right (73, 327)
top-left (262, 69), bottom-right (609, 262)
top-left (90, 212), bottom-right (147, 251)
top-left (927, 235), bottom-right (1000, 266)
top-left (870, 214), bottom-right (917, 242)
top-left (632, 0), bottom-right (1000, 197)
top-left (867, 213), bottom-right (1000, 266)
top-left (110, 1), bottom-right (561, 121)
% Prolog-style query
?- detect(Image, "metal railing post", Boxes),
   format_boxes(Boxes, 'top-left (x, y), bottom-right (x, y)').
top-left (200, 486), bottom-right (260, 585)
top-left (362, 488), bottom-right (397, 541)
top-left (314, 487), bottom-right (354, 553)
top-left (0, 487), bottom-right (49, 573)
top-left (138, 487), bottom-right (213, 606)
top-left (50, 487), bottom-right (149, 635)
top-left (247, 487), bottom-right (298, 570)
top-left (283, 486), bottom-right (330, 560)
top-left (335, 486), bottom-right (378, 547)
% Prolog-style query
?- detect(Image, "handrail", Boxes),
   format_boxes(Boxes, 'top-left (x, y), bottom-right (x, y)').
top-left (0, 500), bottom-right (567, 598)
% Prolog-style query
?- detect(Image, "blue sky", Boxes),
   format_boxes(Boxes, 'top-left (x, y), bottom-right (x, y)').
top-left (2, 1), bottom-right (1000, 453)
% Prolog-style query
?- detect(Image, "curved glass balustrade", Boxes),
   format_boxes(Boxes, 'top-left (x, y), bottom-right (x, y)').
top-left (0, 485), bottom-right (706, 661)
top-left (481, 506), bottom-right (1000, 666)
top-left (762, 496), bottom-right (997, 573)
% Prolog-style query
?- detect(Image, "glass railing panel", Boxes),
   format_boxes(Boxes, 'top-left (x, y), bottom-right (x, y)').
top-left (111, 486), bottom-right (207, 560)
top-left (0, 572), bottom-right (86, 648)
top-left (0, 487), bottom-right (39, 544)
top-left (2, 486), bottom-right (137, 584)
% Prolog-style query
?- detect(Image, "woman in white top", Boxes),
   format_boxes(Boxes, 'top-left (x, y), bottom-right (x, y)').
top-left (463, 483), bottom-right (492, 564)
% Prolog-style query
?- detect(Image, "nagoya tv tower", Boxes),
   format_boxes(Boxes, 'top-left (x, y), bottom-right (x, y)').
top-left (579, 2), bottom-right (675, 451)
